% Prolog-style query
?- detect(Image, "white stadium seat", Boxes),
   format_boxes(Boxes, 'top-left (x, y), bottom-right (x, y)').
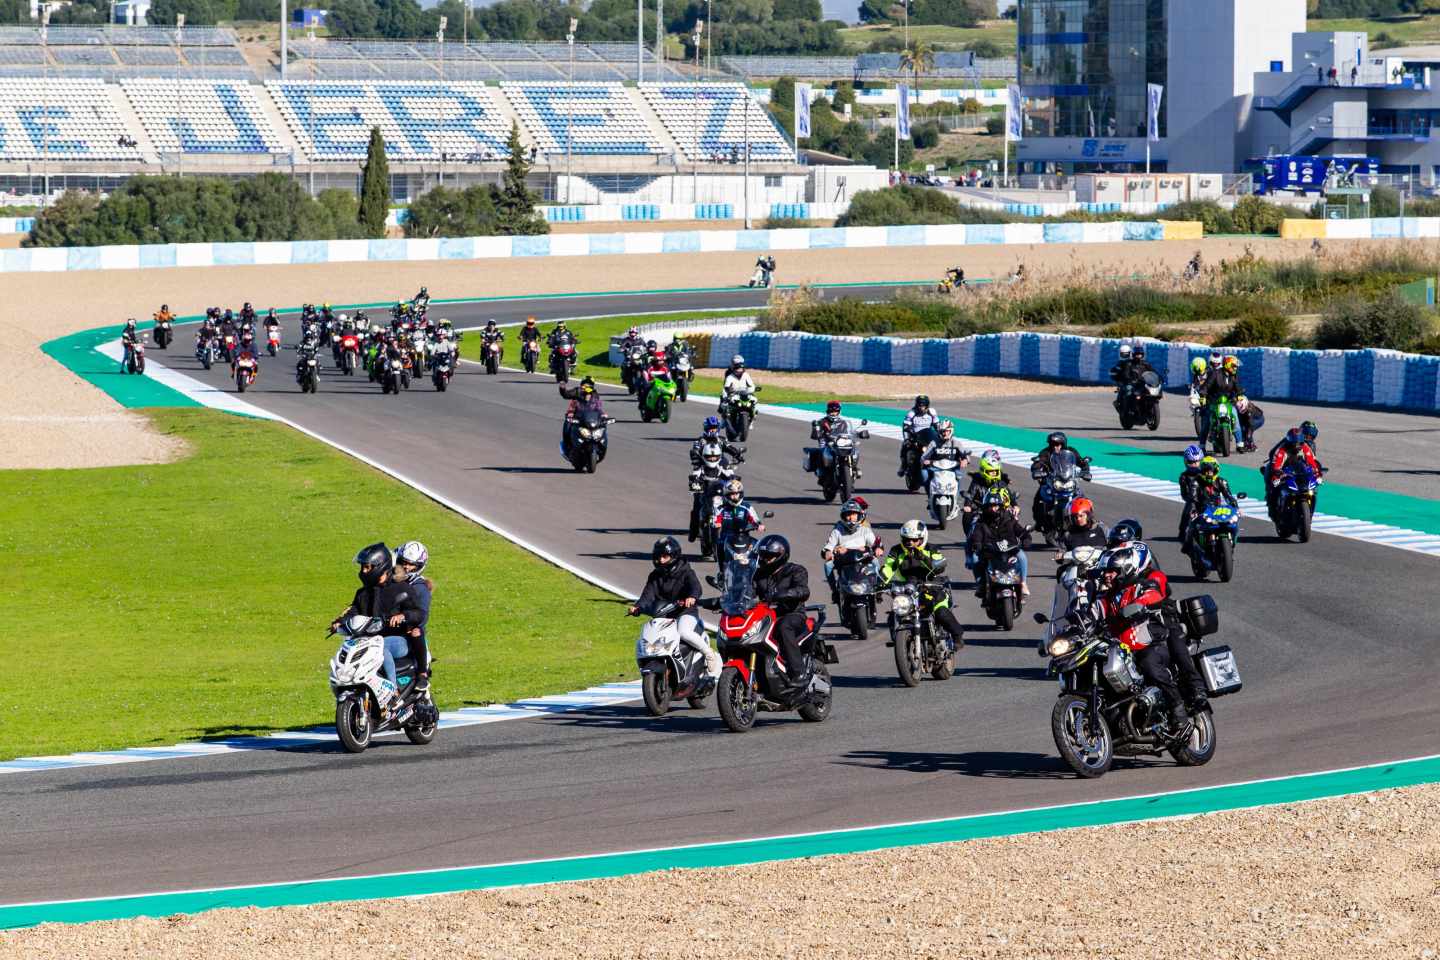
top-left (500, 82), bottom-right (664, 156)
top-left (639, 82), bottom-right (792, 162)
top-left (120, 79), bottom-right (286, 155)
top-left (0, 78), bottom-right (142, 161)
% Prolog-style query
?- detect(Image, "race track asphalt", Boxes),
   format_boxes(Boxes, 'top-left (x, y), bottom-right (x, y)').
top-left (3, 290), bottom-right (1437, 905)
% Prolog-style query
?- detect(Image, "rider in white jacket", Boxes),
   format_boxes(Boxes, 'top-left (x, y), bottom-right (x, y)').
top-left (820, 499), bottom-right (885, 592)
top-left (722, 355), bottom-right (756, 397)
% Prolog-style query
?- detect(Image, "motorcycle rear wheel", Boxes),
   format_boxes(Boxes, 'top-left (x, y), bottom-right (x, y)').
top-left (1169, 709), bottom-right (1216, 766)
top-left (405, 715), bottom-right (437, 745)
top-left (336, 698), bottom-right (371, 753)
top-left (894, 629), bottom-right (921, 687)
top-left (1052, 694), bottom-right (1112, 778)
top-left (716, 667), bottom-right (757, 732)
top-left (642, 670), bottom-right (673, 716)
top-left (797, 664), bottom-right (832, 723)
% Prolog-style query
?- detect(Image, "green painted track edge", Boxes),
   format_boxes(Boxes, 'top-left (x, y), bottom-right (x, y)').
top-left (3, 753), bottom-right (1437, 930)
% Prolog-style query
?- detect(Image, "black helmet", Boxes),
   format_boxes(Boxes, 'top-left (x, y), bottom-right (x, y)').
top-left (1047, 431), bottom-right (1067, 449)
top-left (354, 542), bottom-right (393, 587)
top-left (646, 339), bottom-right (657, 351)
top-left (1107, 518), bottom-right (1143, 547)
top-left (1284, 427), bottom-right (1303, 449)
top-left (826, 400), bottom-right (842, 417)
top-left (757, 534), bottom-right (790, 570)
top-left (485, 319), bottom-right (496, 329)
top-left (1300, 420), bottom-right (1318, 443)
top-left (652, 536), bottom-right (682, 568)
top-left (914, 394), bottom-right (929, 410)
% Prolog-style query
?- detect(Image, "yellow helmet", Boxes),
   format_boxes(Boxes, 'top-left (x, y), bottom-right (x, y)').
top-left (979, 456), bottom-right (1003, 484)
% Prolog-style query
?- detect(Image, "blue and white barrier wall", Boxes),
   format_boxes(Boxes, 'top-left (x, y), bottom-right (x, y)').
top-left (0, 220), bottom-right (1170, 274)
top-left (0, 216), bottom-right (35, 235)
top-left (704, 329), bottom-right (1440, 413)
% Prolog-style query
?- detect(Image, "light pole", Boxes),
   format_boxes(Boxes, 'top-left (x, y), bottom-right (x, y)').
top-left (308, 46), bottom-right (316, 196)
top-left (280, 0), bottom-right (288, 81)
top-left (656, 0), bottom-right (664, 69)
top-left (174, 13), bottom-right (184, 179)
top-left (40, 4), bottom-right (49, 205)
top-left (692, 20), bottom-right (703, 204)
top-left (743, 93), bottom-right (751, 228)
top-left (438, 16), bottom-right (446, 81)
top-left (637, 0), bottom-right (644, 82)
top-left (565, 17), bottom-right (576, 204)
top-left (706, 0), bottom-right (712, 75)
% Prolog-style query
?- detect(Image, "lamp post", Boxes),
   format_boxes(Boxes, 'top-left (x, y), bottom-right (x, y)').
top-left (706, 0), bottom-right (712, 75)
top-left (565, 17), bottom-right (577, 204)
top-left (280, 0), bottom-right (288, 81)
top-left (637, 0), bottom-right (643, 83)
top-left (438, 16), bottom-right (446, 82)
top-left (743, 93), bottom-right (751, 228)
top-left (40, 4), bottom-right (50, 205)
top-left (174, 13), bottom-right (184, 179)
top-left (656, 0), bottom-right (664, 69)
top-left (308, 45), bottom-right (316, 196)
top-left (692, 20), bottom-right (703, 205)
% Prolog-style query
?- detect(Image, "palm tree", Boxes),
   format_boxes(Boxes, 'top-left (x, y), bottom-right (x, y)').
top-left (900, 39), bottom-right (936, 87)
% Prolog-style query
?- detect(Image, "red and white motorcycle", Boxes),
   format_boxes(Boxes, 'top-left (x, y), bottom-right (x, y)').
top-left (266, 325), bottom-right (282, 357)
top-left (234, 352), bottom-right (259, 392)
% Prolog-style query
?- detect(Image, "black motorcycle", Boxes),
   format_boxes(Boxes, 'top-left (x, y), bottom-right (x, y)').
top-left (721, 389), bottom-right (760, 441)
top-left (832, 550), bottom-right (880, 641)
top-left (380, 355), bottom-right (407, 395)
top-left (431, 352), bottom-right (454, 392)
top-left (152, 320), bottom-right (173, 349)
top-left (1115, 370), bottom-right (1164, 431)
top-left (620, 345), bottom-right (646, 395)
top-left (805, 422), bottom-right (870, 504)
top-left (1039, 594), bottom-right (1238, 779)
top-left (978, 535), bottom-right (1027, 632)
top-left (899, 427), bottom-right (934, 493)
top-left (565, 408), bottom-right (614, 473)
top-left (297, 353), bottom-right (320, 394)
top-left (887, 575), bottom-right (956, 687)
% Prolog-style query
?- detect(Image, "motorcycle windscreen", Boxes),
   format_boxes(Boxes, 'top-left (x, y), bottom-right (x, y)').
top-left (720, 558), bottom-right (760, 616)
top-left (1049, 450), bottom-right (1078, 484)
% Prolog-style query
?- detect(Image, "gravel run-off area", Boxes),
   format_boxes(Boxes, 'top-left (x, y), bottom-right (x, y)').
top-left (4, 782), bottom-right (1438, 959)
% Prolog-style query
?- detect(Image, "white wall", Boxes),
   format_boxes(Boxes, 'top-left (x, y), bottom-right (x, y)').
top-left (810, 165), bottom-right (889, 204)
top-left (554, 173), bottom-right (808, 206)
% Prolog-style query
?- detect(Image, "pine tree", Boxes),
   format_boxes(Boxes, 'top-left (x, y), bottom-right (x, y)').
top-left (358, 127), bottom-right (390, 238)
top-left (497, 122), bottom-right (548, 236)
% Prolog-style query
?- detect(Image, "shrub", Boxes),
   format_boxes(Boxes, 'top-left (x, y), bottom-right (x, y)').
top-left (1158, 200), bottom-right (1233, 235)
top-left (836, 185), bottom-right (962, 227)
top-left (1229, 195), bottom-right (1288, 235)
top-left (1100, 317), bottom-right (1156, 339)
top-left (984, 114), bottom-right (1004, 136)
top-left (762, 217), bottom-right (814, 229)
top-left (1315, 291), bottom-right (1431, 351)
top-left (1216, 312), bottom-right (1293, 347)
top-left (1370, 185), bottom-right (1401, 218)
top-left (912, 122), bottom-right (942, 150)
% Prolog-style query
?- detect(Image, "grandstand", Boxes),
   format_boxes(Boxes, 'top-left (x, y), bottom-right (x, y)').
top-left (0, 77), bottom-right (142, 161)
top-left (722, 52), bottom-right (1016, 81)
top-left (503, 82), bottom-right (667, 157)
top-left (121, 78), bottom-right (286, 156)
top-left (640, 82), bottom-right (793, 162)
top-left (0, 25), bottom-right (253, 79)
top-left (284, 39), bottom-right (688, 83)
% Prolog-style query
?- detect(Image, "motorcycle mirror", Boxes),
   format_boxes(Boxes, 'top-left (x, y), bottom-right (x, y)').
top-left (1033, 613), bottom-right (1049, 625)
top-left (860, 419), bottom-right (869, 426)
top-left (1237, 492), bottom-right (1248, 500)
top-left (762, 510), bottom-right (775, 519)
top-left (754, 386), bottom-right (763, 392)
top-left (857, 430), bottom-right (871, 440)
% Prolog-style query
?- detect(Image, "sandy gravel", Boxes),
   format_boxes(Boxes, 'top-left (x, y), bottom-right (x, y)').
top-left (707, 368), bottom-right (1113, 400)
top-left (5, 781), bottom-right (1437, 959)
top-left (2, 235), bottom-right (1346, 470)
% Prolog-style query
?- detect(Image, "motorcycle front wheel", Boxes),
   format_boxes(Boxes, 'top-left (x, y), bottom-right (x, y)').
top-left (1052, 694), bottom-right (1112, 778)
top-left (716, 666), bottom-right (757, 732)
top-left (893, 629), bottom-right (921, 687)
top-left (1298, 502), bottom-right (1313, 543)
top-left (1169, 709), bottom-right (1216, 766)
top-left (851, 601), bottom-right (870, 641)
top-left (997, 595), bottom-right (1015, 632)
top-left (642, 670), bottom-right (673, 716)
top-left (336, 698), bottom-right (371, 753)
top-left (1216, 536), bottom-right (1234, 583)
top-left (1147, 404), bottom-right (1161, 431)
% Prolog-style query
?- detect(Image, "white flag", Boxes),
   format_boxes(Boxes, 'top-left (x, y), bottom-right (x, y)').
top-left (897, 84), bottom-right (911, 140)
top-left (1147, 83), bottom-right (1164, 142)
top-left (1006, 83), bottom-right (1023, 142)
top-left (795, 82), bottom-right (812, 139)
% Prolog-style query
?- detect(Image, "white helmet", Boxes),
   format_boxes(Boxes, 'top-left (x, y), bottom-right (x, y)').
top-left (731, 354), bottom-right (745, 367)
top-left (337, 313), bottom-right (349, 323)
top-left (899, 519), bottom-right (928, 550)
top-left (371, 324), bottom-right (382, 334)
top-left (1118, 344), bottom-right (1133, 360)
top-left (395, 540), bottom-right (428, 574)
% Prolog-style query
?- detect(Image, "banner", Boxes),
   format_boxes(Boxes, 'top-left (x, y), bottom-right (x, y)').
top-left (795, 82), bottom-right (812, 139)
top-left (1006, 83), bottom-right (1022, 142)
top-left (897, 84), bottom-right (911, 140)
top-left (1147, 83), bottom-right (1164, 142)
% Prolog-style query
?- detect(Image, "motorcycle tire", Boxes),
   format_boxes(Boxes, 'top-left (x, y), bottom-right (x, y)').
top-left (336, 698), bottom-right (371, 753)
top-left (555, 366), bottom-right (569, 384)
top-left (677, 378), bottom-right (688, 402)
top-left (1147, 406), bottom-right (1161, 431)
top-left (659, 400), bottom-right (670, 424)
top-left (201, 355), bottom-right (212, 370)
top-left (797, 664), bottom-right (832, 723)
top-left (525, 356), bottom-right (536, 374)
top-left (935, 506), bottom-right (947, 531)
top-left (642, 670), bottom-right (673, 716)
top-left (435, 374), bottom-right (447, 392)
top-left (852, 602), bottom-right (870, 641)
top-left (737, 412), bottom-right (750, 442)
top-left (585, 447), bottom-right (598, 474)
top-left (716, 667), bottom-right (758, 732)
top-left (1192, 411), bottom-right (1205, 443)
top-left (998, 597), bottom-right (1015, 632)
top-left (1299, 502), bottom-right (1313, 544)
top-left (1052, 694), bottom-right (1113, 778)
top-left (1215, 428), bottom-right (1231, 458)
top-left (1118, 409), bottom-right (1134, 430)
top-left (1216, 537), bottom-right (1234, 583)
top-left (405, 713), bottom-right (437, 745)
top-left (401, 372), bottom-right (410, 391)
top-left (822, 484), bottom-right (836, 504)
top-left (894, 629), bottom-right (921, 688)
top-left (236, 372), bottom-right (247, 393)
top-left (486, 357), bottom-right (498, 375)
top-left (268, 345), bottom-right (277, 357)
top-left (640, 406), bottom-right (651, 423)
top-left (1169, 709), bottom-right (1217, 767)
top-left (838, 465), bottom-right (853, 504)
top-left (931, 650), bottom-right (955, 681)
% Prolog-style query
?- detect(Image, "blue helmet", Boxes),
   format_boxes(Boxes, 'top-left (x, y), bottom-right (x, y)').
top-left (1184, 444), bottom-right (1203, 466)
top-left (703, 415), bottom-right (722, 434)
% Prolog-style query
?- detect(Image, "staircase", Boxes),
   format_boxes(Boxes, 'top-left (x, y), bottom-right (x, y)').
top-left (108, 84), bottom-right (160, 165)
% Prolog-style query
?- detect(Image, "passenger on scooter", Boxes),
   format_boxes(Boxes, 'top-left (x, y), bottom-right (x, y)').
top-left (811, 400), bottom-right (861, 478)
top-left (752, 534), bottom-right (816, 696)
top-left (330, 542), bottom-right (426, 718)
top-left (1058, 497), bottom-right (1107, 554)
top-left (631, 536), bottom-right (721, 680)
top-left (820, 499), bottom-right (885, 597)
top-left (560, 377), bottom-right (604, 457)
top-left (967, 490), bottom-right (1032, 597)
top-left (880, 519), bottom-right (965, 651)
top-left (394, 540), bottom-right (433, 693)
top-left (919, 419), bottom-right (969, 483)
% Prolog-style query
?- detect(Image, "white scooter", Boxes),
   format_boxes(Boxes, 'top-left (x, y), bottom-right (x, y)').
top-left (633, 602), bottom-right (717, 716)
top-left (926, 454), bottom-right (963, 530)
top-left (1042, 546), bottom-right (1104, 656)
top-left (328, 614), bottom-right (438, 753)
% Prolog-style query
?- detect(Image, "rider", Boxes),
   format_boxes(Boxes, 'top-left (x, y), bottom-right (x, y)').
top-left (637, 351), bottom-right (670, 406)
top-left (1235, 394), bottom-right (1263, 454)
top-left (752, 534), bottom-right (819, 697)
top-left (394, 540), bottom-right (433, 694)
top-left (1300, 420), bottom-right (1320, 456)
top-left (154, 303), bottom-right (174, 325)
top-left (560, 377), bottom-right (604, 457)
top-left (820, 498), bottom-right (886, 600)
top-left (722, 355), bottom-right (756, 408)
top-left (751, 254), bottom-right (776, 287)
top-left (429, 327), bottom-right (457, 371)
top-left (967, 489), bottom-right (1032, 597)
top-left (547, 320), bottom-right (577, 350)
top-left (480, 319), bottom-right (504, 359)
top-left (1176, 444), bottom-right (1206, 541)
top-left (1183, 456), bottom-right (1239, 562)
top-left (881, 519), bottom-right (965, 651)
top-left (263, 308), bottom-right (281, 342)
top-left (690, 415), bottom-right (744, 469)
top-left (944, 265), bottom-right (965, 289)
top-left (919, 419), bottom-right (970, 483)
top-left (632, 537), bottom-right (722, 682)
top-left (518, 316), bottom-right (543, 359)
top-left (1199, 352), bottom-right (1240, 451)
top-left (688, 440), bottom-right (739, 543)
top-left (1030, 431), bottom-right (1091, 529)
top-left (119, 319), bottom-right (141, 370)
top-left (295, 333), bottom-right (321, 382)
top-left (330, 543), bottom-right (427, 718)
top-left (239, 301), bottom-right (256, 326)
top-left (664, 332), bottom-right (693, 372)
top-left (899, 395), bottom-right (941, 477)
top-left (811, 400), bottom-right (861, 478)
top-left (1059, 497), bottom-right (1107, 553)
top-left (1264, 428), bottom-right (1323, 520)
top-left (713, 478), bottom-right (765, 565)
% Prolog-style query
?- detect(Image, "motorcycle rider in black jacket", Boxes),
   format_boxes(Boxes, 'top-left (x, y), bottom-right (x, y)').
top-left (752, 535), bottom-right (816, 696)
top-left (631, 537), bottom-right (721, 679)
top-left (331, 543), bottom-right (426, 716)
top-left (1030, 431), bottom-right (1091, 529)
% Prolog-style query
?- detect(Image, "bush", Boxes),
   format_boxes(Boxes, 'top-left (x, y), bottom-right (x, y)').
top-left (1315, 291), bottom-right (1432, 351)
top-left (1158, 200), bottom-right (1233, 235)
top-left (911, 122), bottom-right (942, 150)
top-left (1229, 196), bottom-right (1288, 235)
top-left (1216, 312), bottom-right (1293, 347)
top-left (1370, 185), bottom-right (1401, 217)
top-left (1100, 317), bottom-right (1156, 339)
top-left (762, 217), bottom-right (814, 229)
top-left (984, 114), bottom-right (1004, 136)
top-left (836, 185), bottom-right (962, 227)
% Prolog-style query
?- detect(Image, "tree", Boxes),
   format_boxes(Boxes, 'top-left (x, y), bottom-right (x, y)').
top-left (236, 0), bottom-right (280, 20)
top-left (968, 37), bottom-right (1005, 59)
top-left (375, 0), bottom-right (426, 38)
top-left (359, 127), bottom-right (391, 238)
top-left (404, 184), bottom-right (501, 237)
top-left (0, 0), bottom-right (28, 20)
top-left (324, 0), bottom-right (379, 37)
top-left (146, 0), bottom-right (218, 25)
top-left (900, 39), bottom-right (935, 86)
top-left (496, 122), bottom-right (549, 235)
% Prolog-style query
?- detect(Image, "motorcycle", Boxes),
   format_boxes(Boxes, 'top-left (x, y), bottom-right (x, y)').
top-left (266, 326), bottom-right (281, 357)
top-left (482, 337), bottom-right (504, 375)
top-left (381, 356), bottom-right (405, 395)
top-left (633, 602), bottom-right (716, 716)
top-left (804, 422), bottom-right (870, 504)
top-left (721, 388), bottom-right (760, 441)
top-left (234, 352), bottom-right (258, 392)
top-left (338, 332), bottom-right (361, 376)
top-left (936, 271), bottom-right (967, 294)
top-left (1185, 496), bottom-right (1245, 582)
top-left (1031, 450), bottom-right (1091, 547)
top-left (689, 457), bottom-right (740, 559)
top-left (747, 260), bottom-right (775, 289)
top-left (1189, 388), bottom-right (1205, 443)
top-left (124, 340), bottom-right (146, 375)
top-left (1116, 370), bottom-right (1163, 431)
top-left (669, 349), bottom-right (694, 402)
top-left (887, 576), bottom-right (956, 687)
top-left (550, 342), bottom-right (577, 384)
top-left (220, 332), bottom-right (238, 365)
top-left (621, 346), bottom-right (646, 395)
top-left (328, 614), bottom-right (439, 754)
top-left (978, 535), bottom-right (1027, 631)
top-left (431, 350), bottom-right (454, 391)
top-left (195, 334), bottom-right (217, 370)
top-left (832, 549), bottom-right (880, 641)
top-left (925, 451), bottom-right (963, 531)
top-left (565, 408), bottom-right (615, 473)
top-left (898, 429), bottom-right (932, 493)
top-left (1274, 462), bottom-right (1322, 543)
top-left (1040, 593), bottom-right (1238, 778)
top-left (639, 369), bottom-right (677, 424)
top-left (297, 353), bottom-right (320, 394)
top-left (522, 338), bottom-right (541, 374)
top-left (1043, 546), bottom-right (1105, 656)
top-left (706, 532), bottom-right (835, 733)
top-left (152, 320), bottom-right (172, 349)
top-left (1207, 394), bottom-right (1239, 458)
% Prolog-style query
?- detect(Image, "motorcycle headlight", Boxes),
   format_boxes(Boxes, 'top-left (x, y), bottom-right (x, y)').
top-left (578, 427), bottom-right (593, 438)
top-left (741, 616), bottom-right (773, 644)
top-left (892, 594), bottom-right (915, 617)
top-left (1048, 637), bottom-right (1075, 658)
top-left (848, 581), bottom-right (869, 594)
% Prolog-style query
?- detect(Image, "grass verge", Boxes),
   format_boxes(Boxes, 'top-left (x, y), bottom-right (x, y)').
top-left (0, 408), bottom-right (635, 760)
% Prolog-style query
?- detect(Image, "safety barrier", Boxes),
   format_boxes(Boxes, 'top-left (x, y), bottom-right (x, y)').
top-left (700, 328), bottom-right (1440, 413)
top-left (0, 220), bottom-right (1172, 274)
top-left (0, 216), bottom-right (35, 234)
top-left (1278, 216), bottom-right (1440, 241)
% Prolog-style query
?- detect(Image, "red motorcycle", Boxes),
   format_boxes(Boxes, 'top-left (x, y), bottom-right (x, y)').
top-left (235, 352), bottom-right (259, 392)
top-left (125, 339), bottom-right (146, 375)
top-left (221, 332), bottom-right (238, 364)
top-left (550, 342), bottom-right (576, 384)
top-left (266, 326), bottom-right (281, 357)
top-left (708, 533), bottom-right (836, 732)
top-left (338, 332), bottom-right (361, 376)
top-left (522, 339), bottom-right (541, 374)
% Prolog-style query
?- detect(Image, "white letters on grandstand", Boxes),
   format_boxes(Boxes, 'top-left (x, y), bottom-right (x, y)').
top-left (502, 82), bottom-right (665, 156)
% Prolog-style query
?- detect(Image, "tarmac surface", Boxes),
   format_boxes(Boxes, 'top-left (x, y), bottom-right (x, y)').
top-left (3, 290), bottom-right (1437, 906)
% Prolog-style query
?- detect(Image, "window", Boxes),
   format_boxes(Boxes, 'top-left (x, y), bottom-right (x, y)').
top-left (764, 175), bottom-right (782, 187)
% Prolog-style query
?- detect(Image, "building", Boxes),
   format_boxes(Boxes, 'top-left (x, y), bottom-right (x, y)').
top-left (1252, 36), bottom-right (1440, 183)
top-left (1014, 0), bottom-right (1305, 174)
top-left (114, 0), bottom-right (151, 24)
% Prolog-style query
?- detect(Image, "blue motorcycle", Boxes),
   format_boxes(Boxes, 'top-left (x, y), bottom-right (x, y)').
top-left (1185, 496), bottom-right (1245, 583)
top-left (1031, 450), bottom-right (1090, 546)
top-left (1275, 463), bottom-right (1321, 543)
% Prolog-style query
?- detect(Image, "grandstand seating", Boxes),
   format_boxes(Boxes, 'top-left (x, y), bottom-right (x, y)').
top-left (121, 78), bottom-right (286, 155)
top-left (0, 77), bottom-right (142, 161)
top-left (268, 81), bottom-right (512, 161)
top-left (115, 47), bottom-right (179, 66)
top-left (52, 47), bottom-right (118, 66)
top-left (502, 82), bottom-right (665, 156)
top-left (725, 52), bottom-right (1016, 80)
top-left (0, 46), bottom-right (45, 65)
top-left (183, 47), bottom-right (248, 66)
top-left (639, 82), bottom-right (791, 161)
top-left (374, 61), bottom-right (440, 80)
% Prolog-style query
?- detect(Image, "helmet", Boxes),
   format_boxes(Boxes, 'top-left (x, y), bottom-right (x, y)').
top-left (1209, 351), bottom-right (1223, 368)
top-left (981, 490), bottom-right (1008, 520)
top-left (673, 332), bottom-right (688, 342)
top-left (124, 318), bottom-right (136, 330)
top-left (1199, 456), bottom-right (1220, 478)
top-left (579, 380), bottom-right (596, 398)
top-left (353, 542), bottom-right (393, 587)
top-left (243, 301), bottom-right (252, 311)
top-left (525, 316), bottom-right (537, 327)
top-left (485, 319), bottom-right (496, 329)
top-left (1284, 427), bottom-right (1303, 449)
top-left (1047, 431), bottom-right (1067, 450)
top-left (1069, 497), bottom-right (1094, 522)
top-left (652, 536), bottom-right (682, 568)
top-left (1118, 344), bottom-right (1133, 361)
top-left (224, 309), bottom-right (234, 320)
top-left (1223, 355), bottom-right (1239, 374)
top-left (703, 415), bottom-right (722, 435)
top-left (418, 287), bottom-right (428, 296)
top-left (899, 518), bottom-right (928, 550)
top-left (826, 400), bottom-right (842, 418)
top-left (757, 534), bottom-right (790, 570)
top-left (1190, 357), bottom-right (1207, 376)
top-left (1108, 518), bottom-right (1143, 546)
top-left (1102, 543), bottom-right (1150, 587)
top-left (371, 324), bottom-right (382, 335)
top-left (979, 455), bottom-right (1003, 484)
top-left (1300, 420), bottom-right (1318, 443)
top-left (438, 329), bottom-right (450, 340)
top-left (914, 394), bottom-right (930, 410)
top-left (839, 498), bottom-right (866, 533)
top-left (731, 354), bottom-right (745, 368)
top-left (700, 443), bottom-right (722, 468)
top-left (936, 419), bottom-right (954, 439)
top-left (1183, 444), bottom-right (1203, 467)
top-left (724, 478), bottom-right (744, 504)
top-left (395, 540), bottom-right (429, 575)
top-left (556, 320), bottom-right (567, 329)
top-left (646, 339), bottom-right (657, 352)
top-left (628, 326), bottom-right (639, 338)
top-left (1132, 344), bottom-right (1146, 360)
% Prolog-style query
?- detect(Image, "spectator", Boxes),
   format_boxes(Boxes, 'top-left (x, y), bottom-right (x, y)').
top-left (1328, 65), bottom-right (1338, 85)
top-left (1351, 64), bottom-right (1359, 85)
top-left (1316, 64), bottom-right (1323, 84)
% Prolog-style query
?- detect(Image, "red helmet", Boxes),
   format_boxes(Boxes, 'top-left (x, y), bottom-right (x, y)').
top-left (826, 400), bottom-right (842, 416)
top-left (1069, 497), bottom-right (1094, 519)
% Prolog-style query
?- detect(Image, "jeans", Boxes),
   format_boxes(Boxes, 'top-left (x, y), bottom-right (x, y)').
top-left (380, 635), bottom-right (411, 688)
